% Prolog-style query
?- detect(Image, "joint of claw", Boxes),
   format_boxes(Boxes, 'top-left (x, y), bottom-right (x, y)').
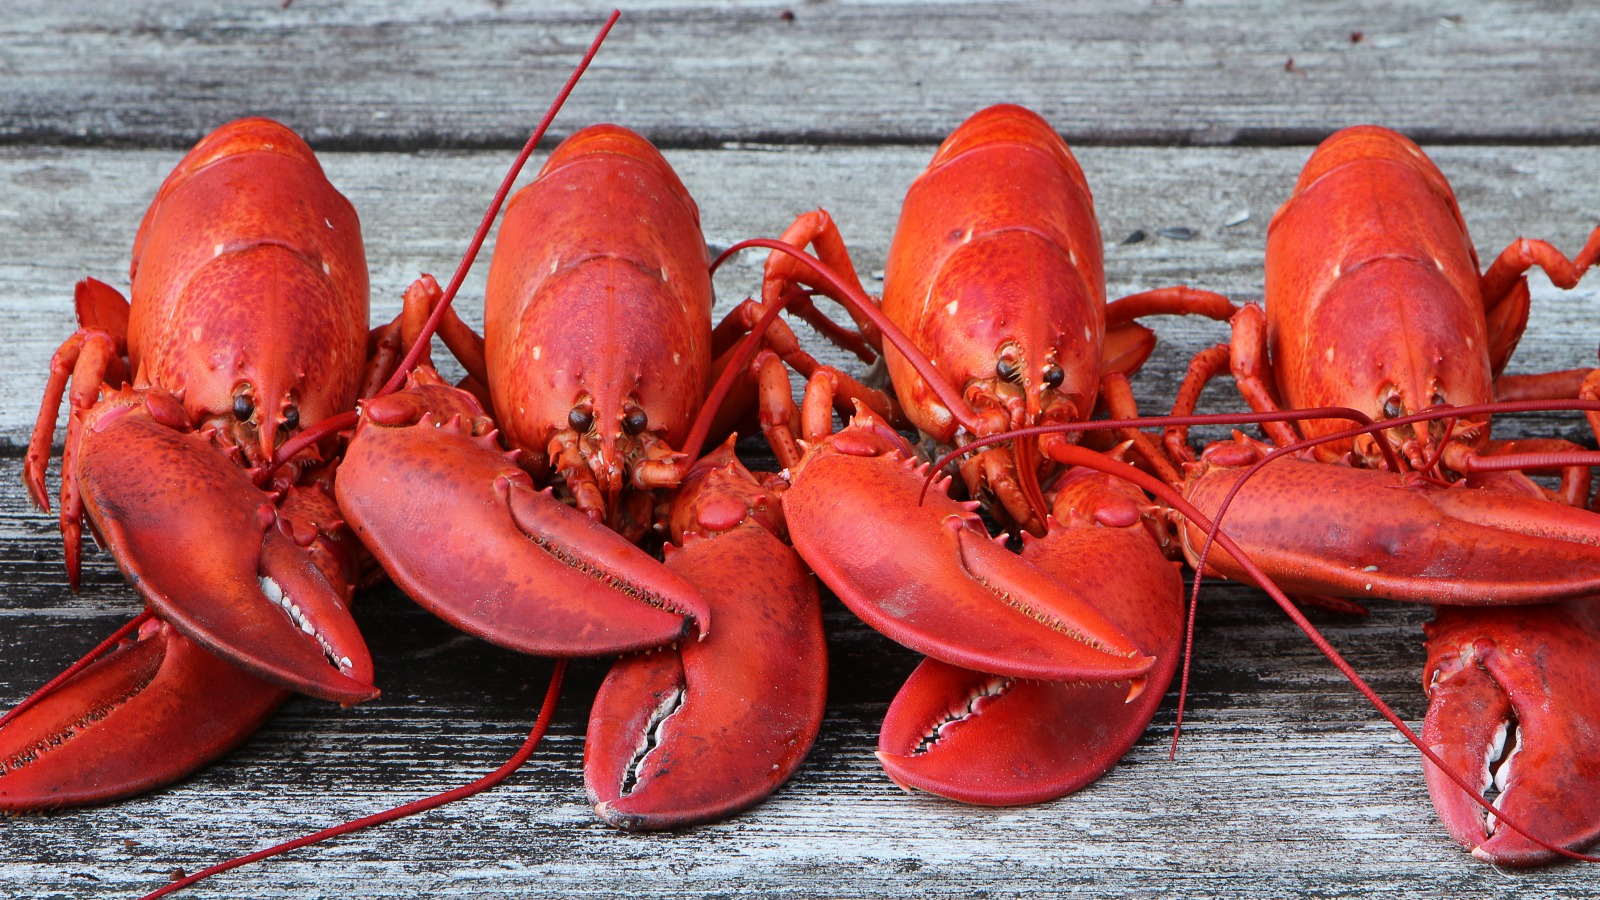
top-left (912, 675), bottom-right (1012, 756)
top-left (620, 685), bottom-right (685, 796)
top-left (259, 576), bottom-right (354, 671)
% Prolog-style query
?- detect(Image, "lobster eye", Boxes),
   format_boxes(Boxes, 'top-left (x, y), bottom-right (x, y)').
top-left (1431, 390), bottom-right (1447, 407)
top-left (283, 405), bottom-right (299, 430)
top-left (233, 395), bottom-right (255, 421)
top-left (623, 409), bottom-right (649, 435)
top-left (995, 358), bottom-right (1020, 383)
top-left (568, 408), bottom-right (595, 433)
top-left (1042, 364), bottom-right (1065, 389)
top-left (1383, 396), bottom-right (1403, 419)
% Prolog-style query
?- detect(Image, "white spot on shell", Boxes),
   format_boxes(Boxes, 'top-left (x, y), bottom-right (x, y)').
top-left (661, 266), bottom-right (670, 282)
top-left (532, 346), bottom-right (542, 360)
top-left (1325, 346), bottom-right (1335, 363)
top-left (322, 260), bottom-right (331, 275)
top-left (212, 243), bottom-right (224, 257)
top-left (673, 353), bottom-right (681, 364)
top-left (946, 300), bottom-right (959, 316)
top-left (1083, 324), bottom-right (1091, 341)
top-left (1466, 336), bottom-right (1475, 349)
top-left (1332, 262), bottom-right (1341, 278)
top-left (191, 326), bottom-right (203, 341)
top-left (324, 217), bottom-right (334, 229)
top-left (550, 258), bottom-right (559, 274)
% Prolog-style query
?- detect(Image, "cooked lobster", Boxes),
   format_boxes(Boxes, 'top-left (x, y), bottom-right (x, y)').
top-left (4, 118), bottom-right (382, 809)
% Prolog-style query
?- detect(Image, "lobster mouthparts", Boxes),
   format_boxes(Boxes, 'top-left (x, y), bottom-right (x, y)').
top-left (1421, 603), bottom-right (1600, 866)
top-left (337, 387), bottom-right (708, 656)
top-left (76, 392), bottom-right (375, 704)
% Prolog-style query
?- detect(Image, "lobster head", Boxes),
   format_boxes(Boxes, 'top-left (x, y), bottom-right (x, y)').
top-left (1265, 124), bottom-right (1496, 471)
top-left (126, 117), bottom-right (369, 475)
top-left (482, 124), bottom-right (714, 536)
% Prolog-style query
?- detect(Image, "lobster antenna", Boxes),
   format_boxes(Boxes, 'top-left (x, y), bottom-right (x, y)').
top-left (711, 239), bottom-right (991, 438)
top-left (946, 400), bottom-right (1600, 861)
top-left (0, 610), bottom-right (153, 730)
top-left (149, 13), bottom-right (622, 895)
top-left (681, 287), bottom-right (811, 463)
top-left (378, 10), bottom-right (621, 397)
top-left (1040, 441), bottom-right (1600, 864)
top-left (262, 8), bottom-right (622, 483)
top-left (140, 661), bottom-right (568, 899)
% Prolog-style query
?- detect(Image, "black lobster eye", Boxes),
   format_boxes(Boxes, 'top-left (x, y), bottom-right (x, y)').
top-left (995, 358), bottom-right (1020, 383)
top-left (623, 408), bottom-right (649, 435)
top-left (568, 407), bottom-right (595, 433)
top-left (1042, 364), bottom-right (1065, 389)
top-left (283, 405), bottom-right (300, 429)
top-left (233, 394), bottom-right (255, 421)
top-left (1383, 396), bottom-right (1403, 419)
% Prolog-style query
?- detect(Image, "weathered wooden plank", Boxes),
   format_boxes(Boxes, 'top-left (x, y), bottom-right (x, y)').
top-left (4, 446), bottom-right (1596, 899)
top-left (5, 143), bottom-right (1599, 453)
top-left (2, 1), bottom-right (1599, 149)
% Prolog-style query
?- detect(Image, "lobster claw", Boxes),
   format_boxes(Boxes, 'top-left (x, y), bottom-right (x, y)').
top-left (76, 390), bottom-right (375, 704)
top-left (1421, 603), bottom-right (1600, 865)
top-left (1179, 437), bottom-right (1600, 605)
top-left (877, 468), bottom-right (1183, 805)
top-left (336, 377), bottom-right (708, 657)
top-left (783, 418), bottom-right (1155, 684)
top-left (584, 439), bottom-right (826, 829)
top-left (0, 618), bottom-right (289, 810)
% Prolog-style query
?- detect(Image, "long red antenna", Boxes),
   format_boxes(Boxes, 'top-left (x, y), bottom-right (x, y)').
top-left (943, 401), bottom-right (1600, 862)
top-left (142, 661), bottom-right (568, 899)
top-left (259, 8), bottom-right (622, 485)
top-left (143, 11), bottom-right (622, 895)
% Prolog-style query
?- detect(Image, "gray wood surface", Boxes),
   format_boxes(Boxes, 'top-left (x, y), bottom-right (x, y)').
top-left (3, 1), bottom-right (1600, 898)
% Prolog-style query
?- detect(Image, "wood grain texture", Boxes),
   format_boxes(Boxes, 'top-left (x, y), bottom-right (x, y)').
top-left (5, 0), bottom-right (1600, 896)
top-left (0, 455), bottom-right (1591, 899)
top-left (1, 0), bottom-right (1599, 149)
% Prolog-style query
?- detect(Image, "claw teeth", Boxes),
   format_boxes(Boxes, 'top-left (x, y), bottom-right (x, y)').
top-left (912, 675), bottom-right (1012, 756)
top-left (620, 685), bottom-right (686, 797)
top-left (259, 575), bottom-right (284, 604)
top-left (258, 575), bottom-right (345, 672)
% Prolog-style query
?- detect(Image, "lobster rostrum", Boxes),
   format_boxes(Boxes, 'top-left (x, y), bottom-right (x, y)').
top-left (734, 104), bottom-right (1240, 804)
top-left (4, 118), bottom-right (381, 809)
top-left (1144, 125), bottom-right (1600, 864)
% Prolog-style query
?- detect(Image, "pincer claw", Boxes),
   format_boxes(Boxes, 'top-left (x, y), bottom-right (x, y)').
top-left (337, 380), bottom-right (708, 657)
top-left (76, 391), bottom-right (375, 704)
top-left (1422, 603), bottom-right (1600, 866)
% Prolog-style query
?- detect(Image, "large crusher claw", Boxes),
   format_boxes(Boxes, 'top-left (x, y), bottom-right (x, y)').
top-left (584, 440), bottom-right (826, 829)
top-left (1179, 441), bottom-right (1600, 605)
top-left (877, 469), bottom-right (1183, 804)
top-left (336, 380), bottom-right (708, 657)
top-left (1422, 603), bottom-right (1600, 866)
top-left (0, 619), bottom-right (289, 810)
top-left (76, 391), bottom-right (375, 704)
top-left (782, 430), bottom-right (1155, 684)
